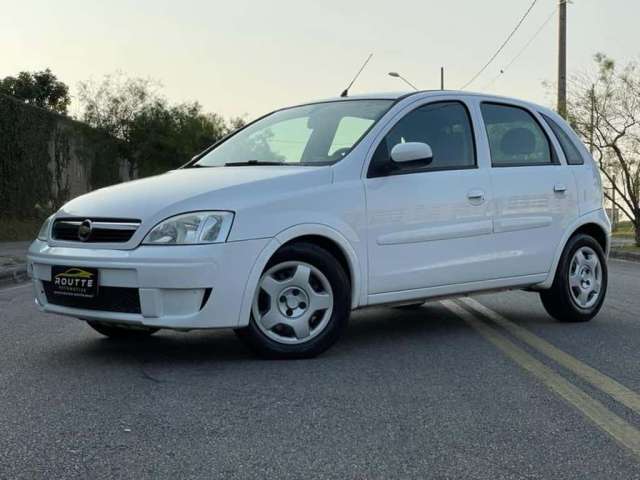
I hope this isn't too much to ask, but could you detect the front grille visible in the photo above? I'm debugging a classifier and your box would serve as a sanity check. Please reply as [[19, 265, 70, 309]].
[[52, 218, 141, 243], [42, 282, 141, 314]]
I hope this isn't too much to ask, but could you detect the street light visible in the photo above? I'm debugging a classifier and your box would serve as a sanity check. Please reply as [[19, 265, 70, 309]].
[[388, 72, 419, 91]]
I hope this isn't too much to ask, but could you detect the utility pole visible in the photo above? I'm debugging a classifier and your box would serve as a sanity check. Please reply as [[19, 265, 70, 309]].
[[557, 0, 567, 118], [589, 84, 595, 154], [440, 67, 444, 90]]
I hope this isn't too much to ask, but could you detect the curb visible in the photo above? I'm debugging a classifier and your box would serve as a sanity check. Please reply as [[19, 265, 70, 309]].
[[0, 264, 28, 286], [610, 249, 640, 263]]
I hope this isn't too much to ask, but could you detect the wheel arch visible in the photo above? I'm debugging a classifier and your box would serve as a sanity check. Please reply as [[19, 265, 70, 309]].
[[572, 223, 608, 253], [537, 210, 611, 290], [236, 224, 364, 327]]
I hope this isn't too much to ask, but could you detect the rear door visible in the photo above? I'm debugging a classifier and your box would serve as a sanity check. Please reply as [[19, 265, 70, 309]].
[[478, 101, 579, 278], [364, 98, 495, 295]]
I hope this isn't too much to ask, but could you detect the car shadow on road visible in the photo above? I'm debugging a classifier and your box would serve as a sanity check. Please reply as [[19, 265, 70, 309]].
[[339, 303, 471, 350], [46, 302, 470, 369]]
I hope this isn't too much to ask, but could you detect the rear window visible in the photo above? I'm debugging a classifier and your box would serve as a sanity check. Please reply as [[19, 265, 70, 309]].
[[541, 114, 584, 165], [481, 103, 555, 167]]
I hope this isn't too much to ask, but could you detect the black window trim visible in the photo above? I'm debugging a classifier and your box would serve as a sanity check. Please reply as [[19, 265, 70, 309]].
[[480, 101, 560, 168], [366, 99, 478, 178], [540, 112, 584, 166]]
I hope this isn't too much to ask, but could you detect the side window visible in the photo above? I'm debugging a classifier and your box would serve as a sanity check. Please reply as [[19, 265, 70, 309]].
[[541, 114, 584, 165], [368, 101, 476, 177], [481, 103, 555, 167]]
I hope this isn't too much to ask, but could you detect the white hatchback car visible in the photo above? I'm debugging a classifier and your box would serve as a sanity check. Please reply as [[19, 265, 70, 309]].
[[28, 91, 610, 358]]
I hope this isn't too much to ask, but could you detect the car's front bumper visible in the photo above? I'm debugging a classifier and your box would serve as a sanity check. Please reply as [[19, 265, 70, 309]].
[[27, 239, 270, 329]]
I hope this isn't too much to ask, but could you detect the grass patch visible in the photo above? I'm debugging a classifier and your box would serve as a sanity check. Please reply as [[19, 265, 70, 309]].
[[613, 221, 636, 239], [0, 217, 42, 242]]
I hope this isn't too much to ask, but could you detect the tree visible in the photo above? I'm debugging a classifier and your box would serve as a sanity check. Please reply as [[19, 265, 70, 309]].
[[0, 69, 70, 114], [129, 101, 229, 176], [78, 72, 243, 177], [78, 72, 161, 142], [228, 116, 248, 132], [567, 54, 640, 245]]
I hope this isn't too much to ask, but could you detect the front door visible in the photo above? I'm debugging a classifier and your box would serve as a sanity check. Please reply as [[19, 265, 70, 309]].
[[365, 100, 495, 296]]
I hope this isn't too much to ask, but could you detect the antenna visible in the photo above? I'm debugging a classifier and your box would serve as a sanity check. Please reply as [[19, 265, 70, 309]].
[[340, 53, 373, 98]]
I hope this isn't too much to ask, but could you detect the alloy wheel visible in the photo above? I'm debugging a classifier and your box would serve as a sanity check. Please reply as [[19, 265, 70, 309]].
[[568, 246, 602, 309], [252, 261, 334, 345]]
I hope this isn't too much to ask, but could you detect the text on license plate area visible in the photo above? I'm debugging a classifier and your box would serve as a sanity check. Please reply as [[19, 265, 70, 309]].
[[51, 266, 99, 298]]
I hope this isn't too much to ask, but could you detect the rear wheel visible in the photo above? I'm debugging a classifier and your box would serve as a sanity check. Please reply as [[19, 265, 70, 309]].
[[235, 242, 351, 359], [540, 234, 607, 322], [87, 321, 159, 339]]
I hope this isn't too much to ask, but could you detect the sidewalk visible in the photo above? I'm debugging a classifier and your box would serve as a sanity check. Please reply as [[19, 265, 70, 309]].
[[0, 241, 30, 285], [610, 248, 640, 262], [610, 237, 640, 262]]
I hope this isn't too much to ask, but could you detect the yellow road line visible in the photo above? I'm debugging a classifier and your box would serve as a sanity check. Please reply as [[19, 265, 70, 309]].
[[441, 299, 640, 458], [460, 296, 640, 416]]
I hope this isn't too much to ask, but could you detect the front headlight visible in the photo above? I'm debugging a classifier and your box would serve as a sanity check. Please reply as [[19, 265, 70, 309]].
[[37, 215, 54, 241], [143, 211, 234, 245]]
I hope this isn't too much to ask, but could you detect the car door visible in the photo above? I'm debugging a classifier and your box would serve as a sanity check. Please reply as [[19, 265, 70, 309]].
[[478, 101, 579, 278], [365, 98, 495, 296]]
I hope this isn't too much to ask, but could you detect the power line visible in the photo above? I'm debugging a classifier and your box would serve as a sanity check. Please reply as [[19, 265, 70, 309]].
[[482, 6, 558, 91], [460, 0, 539, 90]]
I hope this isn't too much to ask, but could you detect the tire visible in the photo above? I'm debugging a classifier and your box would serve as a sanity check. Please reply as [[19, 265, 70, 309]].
[[87, 321, 159, 339], [234, 242, 351, 359], [392, 301, 425, 310], [539, 234, 608, 322]]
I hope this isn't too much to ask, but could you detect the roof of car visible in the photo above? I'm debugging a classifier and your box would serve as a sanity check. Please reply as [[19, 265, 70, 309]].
[[312, 91, 416, 102], [309, 90, 551, 115], [326, 91, 413, 100], [315, 90, 519, 102]]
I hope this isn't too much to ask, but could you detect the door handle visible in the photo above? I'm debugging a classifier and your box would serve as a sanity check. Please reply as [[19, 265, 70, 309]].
[[467, 190, 485, 203], [554, 184, 567, 193]]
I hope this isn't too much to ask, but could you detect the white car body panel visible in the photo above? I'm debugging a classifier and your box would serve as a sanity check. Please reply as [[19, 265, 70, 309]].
[[537, 207, 611, 289], [29, 238, 269, 328], [486, 164, 579, 276], [366, 168, 495, 293], [27, 90, 611, 330]]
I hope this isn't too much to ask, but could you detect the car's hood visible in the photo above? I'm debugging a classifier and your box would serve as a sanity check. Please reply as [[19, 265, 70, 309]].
[[58, 166, 332, 221]]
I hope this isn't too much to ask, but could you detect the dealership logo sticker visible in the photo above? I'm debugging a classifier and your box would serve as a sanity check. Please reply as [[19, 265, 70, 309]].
[[53, 268, 97, 297]]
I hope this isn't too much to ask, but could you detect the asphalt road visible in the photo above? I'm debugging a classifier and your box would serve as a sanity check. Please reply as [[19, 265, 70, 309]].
[[1, 259, 640, 479]]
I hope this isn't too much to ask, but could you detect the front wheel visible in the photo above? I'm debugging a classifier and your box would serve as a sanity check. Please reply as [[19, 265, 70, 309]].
[[87, 321, 159, 339], [540, 234, 608, 322], [235, 242, 351, 359]]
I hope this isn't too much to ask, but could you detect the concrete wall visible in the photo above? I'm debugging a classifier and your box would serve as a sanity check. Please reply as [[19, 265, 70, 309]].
[[0, 93, 133, 220]]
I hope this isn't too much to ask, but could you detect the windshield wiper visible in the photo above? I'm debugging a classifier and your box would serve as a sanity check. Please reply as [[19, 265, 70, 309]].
[[224, 160, 285, 166], [186, 164, 216, 168]]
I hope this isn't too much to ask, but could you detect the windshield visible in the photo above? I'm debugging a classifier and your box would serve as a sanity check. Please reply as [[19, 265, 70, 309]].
[[193, 99, 394, 167]]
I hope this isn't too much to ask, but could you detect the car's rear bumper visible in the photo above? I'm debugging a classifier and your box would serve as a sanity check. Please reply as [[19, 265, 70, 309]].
[[27, 238, 269, 329]]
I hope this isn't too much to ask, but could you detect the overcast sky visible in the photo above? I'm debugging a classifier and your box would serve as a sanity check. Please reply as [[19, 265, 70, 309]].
[[2, 0, 637, 120]]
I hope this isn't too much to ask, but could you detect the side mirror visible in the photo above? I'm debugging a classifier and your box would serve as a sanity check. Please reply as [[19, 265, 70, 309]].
[[390, 142, 433, 164]]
